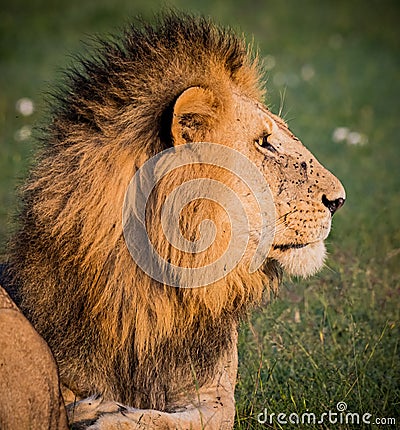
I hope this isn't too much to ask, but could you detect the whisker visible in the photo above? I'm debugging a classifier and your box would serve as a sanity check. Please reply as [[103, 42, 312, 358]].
[[321, 260, 337, 274], [278, 87, 287, 117]]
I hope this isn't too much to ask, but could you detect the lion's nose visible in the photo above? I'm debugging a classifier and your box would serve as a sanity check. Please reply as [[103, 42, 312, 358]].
[[322, 194, 345, 216]]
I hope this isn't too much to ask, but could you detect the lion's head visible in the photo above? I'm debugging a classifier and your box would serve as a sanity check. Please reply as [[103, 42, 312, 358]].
[[170, 86, 345, 280], [8, 13, 344, 409]]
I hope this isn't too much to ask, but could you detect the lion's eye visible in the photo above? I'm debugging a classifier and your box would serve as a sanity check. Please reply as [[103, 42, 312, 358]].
[[255, 134, 277, 153]]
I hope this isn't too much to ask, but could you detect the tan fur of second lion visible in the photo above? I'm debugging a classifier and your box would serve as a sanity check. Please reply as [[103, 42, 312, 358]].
[[0, 285, 68, 429]]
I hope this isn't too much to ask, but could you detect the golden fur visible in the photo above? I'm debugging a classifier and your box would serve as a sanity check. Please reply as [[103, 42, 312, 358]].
[[5, 12, 345, 428]]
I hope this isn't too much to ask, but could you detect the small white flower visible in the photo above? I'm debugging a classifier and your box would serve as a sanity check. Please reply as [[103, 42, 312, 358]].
[[14, 125, 32, 141], [347, 131, 368, 146], [332, 127, 350, 143], [264, 55, 276, 71], [16, 98, 35, 117]]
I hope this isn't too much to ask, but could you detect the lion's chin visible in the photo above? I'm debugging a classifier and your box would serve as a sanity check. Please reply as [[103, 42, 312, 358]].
[[275, 240, 327, 278]]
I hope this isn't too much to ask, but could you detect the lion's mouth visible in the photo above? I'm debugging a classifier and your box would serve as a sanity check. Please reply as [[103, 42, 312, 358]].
[[273, 243, 309, 251]]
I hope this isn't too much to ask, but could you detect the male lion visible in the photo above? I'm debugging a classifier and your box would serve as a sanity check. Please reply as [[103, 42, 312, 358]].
[[1, 13, 345, 429]]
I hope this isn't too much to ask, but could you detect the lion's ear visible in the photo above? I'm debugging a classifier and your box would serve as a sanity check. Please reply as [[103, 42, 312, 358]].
[[172, 87, 220, 145]]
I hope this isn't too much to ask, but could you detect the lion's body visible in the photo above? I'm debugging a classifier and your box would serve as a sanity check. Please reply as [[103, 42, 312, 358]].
[[0, 284, 68, 429], [4, 13, 345, 429]]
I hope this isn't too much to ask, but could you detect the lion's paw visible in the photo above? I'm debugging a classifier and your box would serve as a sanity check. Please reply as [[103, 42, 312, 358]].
[[86, 410, 171, 430], [67, 396, 132, 429]]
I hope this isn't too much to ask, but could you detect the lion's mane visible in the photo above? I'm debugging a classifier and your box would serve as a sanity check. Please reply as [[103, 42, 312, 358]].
[[7, 13, 281, 410]]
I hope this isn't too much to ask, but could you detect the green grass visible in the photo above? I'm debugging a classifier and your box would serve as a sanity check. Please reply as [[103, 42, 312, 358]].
[[1, 0, 399, 428]]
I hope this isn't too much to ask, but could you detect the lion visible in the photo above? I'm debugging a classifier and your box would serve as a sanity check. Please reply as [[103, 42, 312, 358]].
[[1, 12, 345, 429], [0, 282, 68, 429]]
